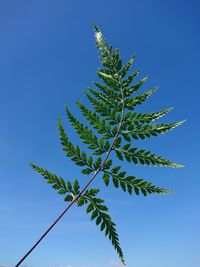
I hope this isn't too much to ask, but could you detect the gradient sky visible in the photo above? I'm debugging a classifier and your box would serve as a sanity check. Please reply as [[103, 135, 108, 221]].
[[0, 1, 199, 267]]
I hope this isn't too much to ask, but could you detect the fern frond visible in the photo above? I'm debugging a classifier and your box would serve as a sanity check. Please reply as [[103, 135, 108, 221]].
[[124, 107, 173, 125], [65, 106, 110, 155], [101, 160, 172, 195], [77, 187, 100, 206], [114, 145, 184, 168], [122, 70, 139, 88], [58, 116, 69, 147], [93, 82, 121, 101], [102, 167, 172, 196], [97, 71, 121, 90], [78, 189, 125, 265], [58, 118, 98, 173], [88, 87, 121, 111], [25, 24, 185, 267], [111, 48, 122, 72], [119, 54, 136, 79], [125, 87, 158, 110], [77, 101, 116, 139], [30, 164, 81, 201], [122, 120, 186, 140], [94, 25, 122, 72], [124, 76, 148, 97], [94, 24, 110, 60], [84, 91, 120, 122]]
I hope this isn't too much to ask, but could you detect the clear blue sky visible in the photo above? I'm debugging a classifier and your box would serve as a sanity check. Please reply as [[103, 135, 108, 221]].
[[0, 1, 199, 267]]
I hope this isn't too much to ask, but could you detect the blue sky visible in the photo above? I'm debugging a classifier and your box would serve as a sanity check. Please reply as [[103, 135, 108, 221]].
[[0, 0, 199, 267]]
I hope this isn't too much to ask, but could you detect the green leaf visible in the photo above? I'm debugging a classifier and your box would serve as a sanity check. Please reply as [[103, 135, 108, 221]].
[[64, 195, 73, 202], [124, 120, 186, 140], [87, 203, 94, 213], [73, 179, 80, 194], [115, 147, 184, 168], [91, 210, 98, 220], [101, 167, 173, 196], [88, 87, 120, 110], [29, 164, 80, 200], [82, 184, 125, 264], [84, 91, 119, 123], [111, 166, 121, 173], [81, 168, 94, 175], [119, 54, 136, 78], [87, 156, 93, 167], [125, 107, 174, 124], [113, 176, 119, 188], [125, 87, 158, 110], [77, 101, 115, 138], [65, 106, 107, 154], [96, 216, 102, 225], [85, 188, 100, 197], [124, 76, 148, 97], [94, 82, 121, 101], [93, 157, 102, 170], [122, 70, 139, 88], [58, 117, 68, 147], [103, 172, 110, 186], [58, 188, 67, 195], [103, 159, 113, 170], [121, 132, 131, 142], [97, 72, 120, 91], [58, 119, 96, 170], [116, 150, 123, 161]]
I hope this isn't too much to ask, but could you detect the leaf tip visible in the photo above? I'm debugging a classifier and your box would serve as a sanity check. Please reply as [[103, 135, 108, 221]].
[[28, 162, 33, 167], [29, 163, 36, 170], [93, 22, 99, 33]]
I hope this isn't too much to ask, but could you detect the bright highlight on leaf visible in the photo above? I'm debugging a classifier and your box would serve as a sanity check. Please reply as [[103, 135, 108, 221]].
[[31, 24, 185, 265]]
